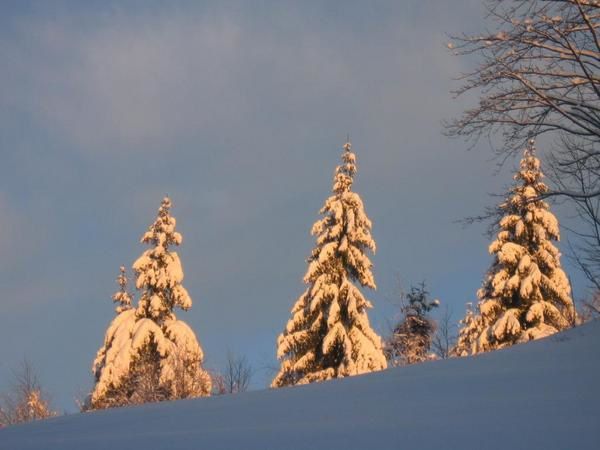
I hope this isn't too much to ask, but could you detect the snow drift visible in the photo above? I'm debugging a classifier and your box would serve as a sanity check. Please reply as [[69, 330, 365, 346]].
[[2, 320, 599, 450]]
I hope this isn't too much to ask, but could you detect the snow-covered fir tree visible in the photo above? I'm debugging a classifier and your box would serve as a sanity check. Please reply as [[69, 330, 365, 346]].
[[272, 141, 387, 387], [385, 282, 439, 366], [456, 140, 576, 355], [112, 266, 132, 313], [90, 198, 211, 409], [453, 302, 483, 357]]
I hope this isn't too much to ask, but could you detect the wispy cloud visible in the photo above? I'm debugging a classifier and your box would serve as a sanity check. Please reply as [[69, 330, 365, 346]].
[[1, 2, 477, 158]]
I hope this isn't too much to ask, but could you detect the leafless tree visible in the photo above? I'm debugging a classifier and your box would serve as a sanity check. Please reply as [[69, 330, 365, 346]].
[[222, 351, 253, 394], [431, 305, 458, 359], [446, 0, 600, 286], [208, 370, 227, 396], [0, 360, 56, 427], [549, 136, 600, 286], [579, 290, 600, 320], [447, 0, 600, 155]]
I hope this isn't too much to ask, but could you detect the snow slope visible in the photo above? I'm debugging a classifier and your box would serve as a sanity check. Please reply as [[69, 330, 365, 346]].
[[2, 320, 599, 450]]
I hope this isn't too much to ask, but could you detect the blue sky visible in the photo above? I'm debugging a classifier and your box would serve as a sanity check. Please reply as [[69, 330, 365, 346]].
[[0, 0, 588, 412]]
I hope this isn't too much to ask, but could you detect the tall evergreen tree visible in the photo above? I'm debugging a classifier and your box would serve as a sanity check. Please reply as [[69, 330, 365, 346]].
[[385, 282, 439, 366], [90, 198, 211, 409], [456, 140, 576, 355], [272, 141, 387, 387]]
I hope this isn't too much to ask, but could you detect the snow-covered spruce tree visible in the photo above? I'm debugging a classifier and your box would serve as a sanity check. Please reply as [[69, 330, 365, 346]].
[[113, 265, 133, 313], [457, 140, 576, 355], [385, 282, 439, 366], [272, 141, 387, 387], [453, 302, 483, 357], [90, 198, 211, 409], [86, 267, 137, 409]]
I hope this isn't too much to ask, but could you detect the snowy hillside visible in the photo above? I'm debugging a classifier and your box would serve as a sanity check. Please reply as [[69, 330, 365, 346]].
[[2, 321, 599, 450]]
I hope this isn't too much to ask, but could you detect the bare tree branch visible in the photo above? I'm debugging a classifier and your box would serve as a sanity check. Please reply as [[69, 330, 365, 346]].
[[432, 306, 458, 359], [216, 351, 253, 395], [447, 0, 600, 287]]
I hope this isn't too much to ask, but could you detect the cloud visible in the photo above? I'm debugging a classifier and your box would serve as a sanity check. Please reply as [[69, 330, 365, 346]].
[[2, 13, 241, 152], [0, 2, 479, 159], [0, 193, 37, 270], [0, 193, 17, 257], [0, 193, 58, 312]]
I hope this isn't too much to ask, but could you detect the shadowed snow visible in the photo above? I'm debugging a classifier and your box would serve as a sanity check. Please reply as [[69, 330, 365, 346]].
[[1, 319, 599, 450]]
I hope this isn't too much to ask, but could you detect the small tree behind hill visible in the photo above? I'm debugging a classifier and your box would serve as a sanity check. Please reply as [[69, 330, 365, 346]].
[[431, 305, 457, 359], [0, 360, 56, 427], [385, 282, 439, 366]]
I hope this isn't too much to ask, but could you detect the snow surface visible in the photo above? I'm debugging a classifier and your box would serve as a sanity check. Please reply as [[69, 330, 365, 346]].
[[2, 320, 600, 450]]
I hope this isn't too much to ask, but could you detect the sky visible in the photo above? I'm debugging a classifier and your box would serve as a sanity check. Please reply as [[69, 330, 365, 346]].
[[0, 0, 589, 412]]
